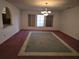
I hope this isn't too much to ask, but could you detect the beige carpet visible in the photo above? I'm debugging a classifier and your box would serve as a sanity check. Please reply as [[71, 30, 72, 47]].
[[18, 31, 79, 56]]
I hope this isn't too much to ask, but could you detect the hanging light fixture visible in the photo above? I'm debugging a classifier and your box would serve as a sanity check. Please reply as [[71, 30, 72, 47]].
[[2, 8, 6, 14], [41, 2, 51, 16]]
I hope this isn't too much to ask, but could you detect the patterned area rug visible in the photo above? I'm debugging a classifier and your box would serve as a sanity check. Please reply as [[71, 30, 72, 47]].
[[18, 31, 79, 56]]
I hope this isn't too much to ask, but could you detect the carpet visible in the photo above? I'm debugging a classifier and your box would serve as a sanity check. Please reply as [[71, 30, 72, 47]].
[[18, 31, 79, 56]]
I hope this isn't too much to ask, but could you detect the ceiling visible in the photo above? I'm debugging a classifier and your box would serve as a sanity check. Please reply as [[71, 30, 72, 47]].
[[6, 0, 79, 12]]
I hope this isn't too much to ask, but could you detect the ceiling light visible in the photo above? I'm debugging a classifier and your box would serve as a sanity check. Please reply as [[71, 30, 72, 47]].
[[41, 3, 51, 16]]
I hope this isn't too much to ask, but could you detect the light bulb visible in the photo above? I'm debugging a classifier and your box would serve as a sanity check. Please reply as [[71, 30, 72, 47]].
[[44, 13, 48, 16]]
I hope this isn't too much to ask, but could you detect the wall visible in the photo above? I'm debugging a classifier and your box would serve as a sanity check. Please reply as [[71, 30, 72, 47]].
[[0, 0, 5, 28], [20, 11, 60, 30], [0, 0, 20, 44], [60, 6, 79, 40], [53, 12, 61, 30], [20, 11, 28, 29]]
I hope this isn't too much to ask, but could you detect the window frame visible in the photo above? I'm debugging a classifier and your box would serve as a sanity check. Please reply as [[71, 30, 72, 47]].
[[36, 15, 46, 27]]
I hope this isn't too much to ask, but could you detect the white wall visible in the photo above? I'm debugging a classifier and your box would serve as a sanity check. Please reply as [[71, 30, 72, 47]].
[[60, 6, 79, 40], [0, 0, 20, 44]]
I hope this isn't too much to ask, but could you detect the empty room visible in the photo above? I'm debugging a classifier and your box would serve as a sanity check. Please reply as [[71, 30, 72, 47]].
[[0, 0, 79, 59]]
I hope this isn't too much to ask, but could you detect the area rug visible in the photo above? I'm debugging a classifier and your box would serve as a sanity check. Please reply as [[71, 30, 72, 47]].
[[18, 31, 79, 56]]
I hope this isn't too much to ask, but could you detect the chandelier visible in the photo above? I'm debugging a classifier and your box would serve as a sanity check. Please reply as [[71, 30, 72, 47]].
[[41, 3, 51, 16]]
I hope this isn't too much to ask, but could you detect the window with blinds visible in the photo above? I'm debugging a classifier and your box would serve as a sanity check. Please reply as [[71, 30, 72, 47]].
[[36, 15, 45, 27], [28, 14, 53, 27]]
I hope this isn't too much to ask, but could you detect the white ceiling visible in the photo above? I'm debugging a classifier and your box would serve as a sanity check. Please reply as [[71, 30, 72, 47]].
[[6, 0, 79, 12]]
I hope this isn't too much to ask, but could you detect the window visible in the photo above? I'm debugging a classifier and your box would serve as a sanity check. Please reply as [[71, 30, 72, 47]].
[[2, 7, 12, 28], [37, 15, 45, 27]]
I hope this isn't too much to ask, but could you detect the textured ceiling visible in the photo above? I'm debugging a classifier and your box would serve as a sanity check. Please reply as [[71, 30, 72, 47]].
[[6, 0, 79, 12]]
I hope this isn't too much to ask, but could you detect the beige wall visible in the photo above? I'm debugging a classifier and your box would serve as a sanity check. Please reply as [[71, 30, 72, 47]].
[[20, 11, 60, 30], [0, 0, 20, 44], [53, 12, 61, 30], [20, 11, 28, 29], [0, 0, 5, 28], [60, 6, 79, 40]]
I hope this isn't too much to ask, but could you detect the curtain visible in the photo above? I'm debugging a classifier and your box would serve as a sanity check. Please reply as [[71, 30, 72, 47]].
[[28, 14, 36, 26], [46, 15, 53, 27]]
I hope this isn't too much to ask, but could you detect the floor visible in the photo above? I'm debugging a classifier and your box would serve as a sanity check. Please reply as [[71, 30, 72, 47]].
[[0, 30, 79, 59]]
